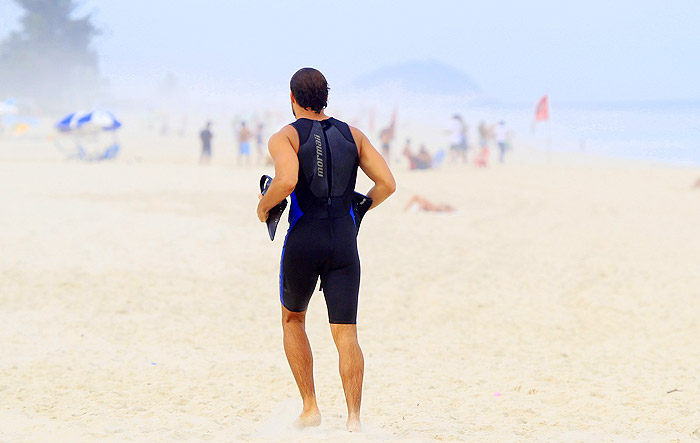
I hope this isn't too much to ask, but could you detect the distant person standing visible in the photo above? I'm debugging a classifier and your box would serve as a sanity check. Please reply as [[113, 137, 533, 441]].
[[478, 121, 488, 151], [475, 121, 490, 167], [496, 121, 508, 163], [449, 114, 468, 164], [199, 121, 213, 164], [237, 121, 252, 166]]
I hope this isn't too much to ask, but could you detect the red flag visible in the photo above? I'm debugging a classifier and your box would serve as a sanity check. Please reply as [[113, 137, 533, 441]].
[[535, 95, 549, 122]]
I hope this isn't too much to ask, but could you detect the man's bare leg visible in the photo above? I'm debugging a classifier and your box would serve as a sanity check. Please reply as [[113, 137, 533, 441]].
[[330, 324, 364, 432], [282, 306, 321, 427]]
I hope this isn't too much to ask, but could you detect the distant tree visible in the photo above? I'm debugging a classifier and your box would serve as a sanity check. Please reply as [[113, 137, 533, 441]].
[[0, 0, 101, 110]]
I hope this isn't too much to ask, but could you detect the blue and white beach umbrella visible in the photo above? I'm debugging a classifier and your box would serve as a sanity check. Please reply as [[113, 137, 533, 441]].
[[56, 109, 122, 132], [0, 98, 19, 116], [55, 109, 122, 161]]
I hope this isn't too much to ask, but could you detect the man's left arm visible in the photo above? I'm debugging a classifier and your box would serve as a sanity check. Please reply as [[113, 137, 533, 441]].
[[257, 127, 298, 222]]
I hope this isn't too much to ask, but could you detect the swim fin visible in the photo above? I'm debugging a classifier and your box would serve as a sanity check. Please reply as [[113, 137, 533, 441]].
[[259, 175, 288, 241], [352, 191, 373, 234]]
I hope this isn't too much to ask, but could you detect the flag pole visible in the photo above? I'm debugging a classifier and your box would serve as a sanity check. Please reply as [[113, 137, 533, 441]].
[[547, 119, 552, 163], [533, 94, 551, 163], [547, 94, 552, 164]]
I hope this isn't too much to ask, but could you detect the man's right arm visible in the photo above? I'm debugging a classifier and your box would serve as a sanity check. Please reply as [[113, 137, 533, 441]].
[[256, 126, 298, 222], [352, 126, 396, 209]]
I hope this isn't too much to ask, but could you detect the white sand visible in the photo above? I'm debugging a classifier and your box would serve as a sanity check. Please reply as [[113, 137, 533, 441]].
[[1, 130, 700, 442]]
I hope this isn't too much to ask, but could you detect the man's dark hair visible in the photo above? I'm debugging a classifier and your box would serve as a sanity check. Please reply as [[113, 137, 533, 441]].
[[290, 68, 329, 113]]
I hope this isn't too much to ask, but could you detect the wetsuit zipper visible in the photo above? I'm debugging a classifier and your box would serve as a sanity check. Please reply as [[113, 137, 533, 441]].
[[322, 123, 334, 243], [324, 125, 333, 205]]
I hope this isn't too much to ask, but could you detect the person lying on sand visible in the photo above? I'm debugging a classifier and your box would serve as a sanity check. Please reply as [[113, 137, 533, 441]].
[[404, 195, 456, 213]]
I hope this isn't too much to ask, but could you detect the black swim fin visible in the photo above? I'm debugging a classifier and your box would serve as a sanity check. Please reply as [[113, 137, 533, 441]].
[[352, 191, 373, 234], [260, 175, 288, 241]]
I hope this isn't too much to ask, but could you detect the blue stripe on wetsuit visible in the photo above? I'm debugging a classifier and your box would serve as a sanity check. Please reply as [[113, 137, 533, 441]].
[[287, 192, 303, 231], [279, 192, 304, 302]]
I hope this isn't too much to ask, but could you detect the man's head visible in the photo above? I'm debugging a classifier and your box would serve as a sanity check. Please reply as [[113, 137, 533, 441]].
[[290, 68, 329, 115]]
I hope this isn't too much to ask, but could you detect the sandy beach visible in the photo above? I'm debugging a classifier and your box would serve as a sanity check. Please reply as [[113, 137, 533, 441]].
[[1, 130, 700, 442]]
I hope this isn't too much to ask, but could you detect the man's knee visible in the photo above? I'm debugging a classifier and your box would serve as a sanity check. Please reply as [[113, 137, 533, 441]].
[[281, 305, 306, 326], [330, 324, 359, 346]]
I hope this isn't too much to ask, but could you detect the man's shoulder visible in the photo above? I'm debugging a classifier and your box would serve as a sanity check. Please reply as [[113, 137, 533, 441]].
[[347, 125, 365, 145], [278, 124, 297, 135], [269, 124, 299, 148], [273, 124, 297, 141]]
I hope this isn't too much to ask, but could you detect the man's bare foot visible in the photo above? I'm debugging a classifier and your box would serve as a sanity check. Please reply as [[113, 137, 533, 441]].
[[294, 408, 321, 428], [346, 416, 361, 432]]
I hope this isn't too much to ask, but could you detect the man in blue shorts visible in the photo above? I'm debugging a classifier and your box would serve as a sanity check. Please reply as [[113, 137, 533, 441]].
[[237, 121, 252, 166], [257, 68, 395, 432]]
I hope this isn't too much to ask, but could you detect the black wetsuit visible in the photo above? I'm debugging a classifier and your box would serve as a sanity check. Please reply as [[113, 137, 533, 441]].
[[280, 117, 361, 324]]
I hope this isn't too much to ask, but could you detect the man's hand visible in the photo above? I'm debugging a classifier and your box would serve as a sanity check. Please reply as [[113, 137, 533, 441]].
[[257, 193, 268, 222]]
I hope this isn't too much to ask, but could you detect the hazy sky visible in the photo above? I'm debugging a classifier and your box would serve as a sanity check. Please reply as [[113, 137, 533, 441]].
[[1, 0, 699, 104]]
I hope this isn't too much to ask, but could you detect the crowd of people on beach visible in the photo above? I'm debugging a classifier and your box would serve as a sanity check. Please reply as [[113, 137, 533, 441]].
[[194, 109, 513, 173], [449, 115, 513, 167], [198, 119, 267, 166], [373, 112, 514, 171], [197, 112, 511, 170], [373, 112, 515, 214]]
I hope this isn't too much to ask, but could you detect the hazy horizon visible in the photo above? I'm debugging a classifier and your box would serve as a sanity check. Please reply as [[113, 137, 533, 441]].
[[2, 0, 700, 107]]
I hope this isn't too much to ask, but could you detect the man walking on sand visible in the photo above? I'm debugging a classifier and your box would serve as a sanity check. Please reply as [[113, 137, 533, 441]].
[[237, 121, 252, 166], [199, 121, 213, 164], [256, 68, 395, 432]]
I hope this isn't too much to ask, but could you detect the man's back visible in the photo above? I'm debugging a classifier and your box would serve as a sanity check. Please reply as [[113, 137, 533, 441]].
[[280, 116, 361, 323], [287, 118, 358, 219]]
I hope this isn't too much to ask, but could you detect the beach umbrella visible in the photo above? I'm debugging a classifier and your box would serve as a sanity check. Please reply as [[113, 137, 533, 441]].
[[0, 98, 19, 116], [54, 109, 122, 161], [56, 109, 122, 132]]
